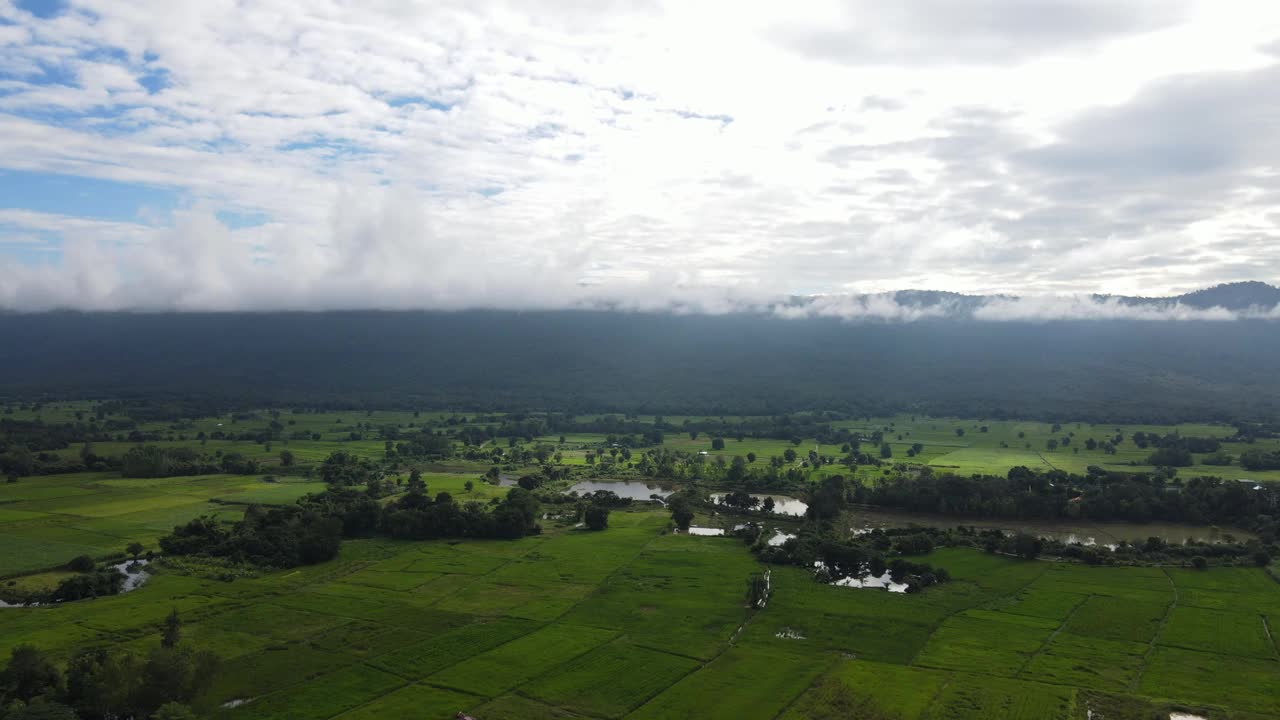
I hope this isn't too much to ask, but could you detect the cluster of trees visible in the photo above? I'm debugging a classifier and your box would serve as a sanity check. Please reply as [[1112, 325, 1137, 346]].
[[716, 490, 777, 514], [1240, 448, 1280, 471], [0, 612, 214, 720], [160, 504, 343, 567], [744, 525, 951, 594], [120, 446, 259, 478], [1131, 432, 1220, 453], [1129, 433, 1221, 467], [1044, 534, 1272, 568], [381, 485, 541, 540], [856, 467, 1276, 528], [159, 471, 547, 569], [48, 567, 127, 603]]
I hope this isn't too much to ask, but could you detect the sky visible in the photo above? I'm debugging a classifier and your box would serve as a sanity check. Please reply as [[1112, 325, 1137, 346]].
[[0, 0, 1278, 313]]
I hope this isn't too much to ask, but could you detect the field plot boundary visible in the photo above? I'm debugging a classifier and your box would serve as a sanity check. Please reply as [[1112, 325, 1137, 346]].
[[1129, 568, 1178, 693], [1014, 593, 1091, 677]]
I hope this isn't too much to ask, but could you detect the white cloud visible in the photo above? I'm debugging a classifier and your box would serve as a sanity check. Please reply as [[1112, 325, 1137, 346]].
[[0, 0, 1278, 311], [971, 296, 1239, 322]]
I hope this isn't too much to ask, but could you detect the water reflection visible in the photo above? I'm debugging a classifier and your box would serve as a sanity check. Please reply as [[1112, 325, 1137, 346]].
[[831, 570, 909, 593], [844, 508, 1249, 547], [767, 532, 796, 547], [711, 493, 808, 517], [567, 480, 674, 501]]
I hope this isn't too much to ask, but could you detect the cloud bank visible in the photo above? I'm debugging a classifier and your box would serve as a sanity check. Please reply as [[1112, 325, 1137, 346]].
[[0, 0, 1278, 312]]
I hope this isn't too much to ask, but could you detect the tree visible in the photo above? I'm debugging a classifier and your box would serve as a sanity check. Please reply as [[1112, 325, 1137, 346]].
[[127, 542, 145, 560], [668, 495, 695, 531], [745, 573, 769, 608], [279, 450, 295, 467], [584, 505, 610, 531], [880, 443, 893, 459], [134, 646, 218, 713], [1011, 533, 1042, 560], [67, 555, 95, 573], [1191, 555, 1208, 570], [955, 428, 965, 437], [1046, 439, 1059, 451], [783, 448, 797, 463], [0, 646, 62, 702], [1147, 447, 1193, 467], [65, 648, 135, 719], [161, 609, 182, 649], [807, 475, 847, 520], [464, 480, 475, 493], [711, 437, 725, 451], [762, 496, 775, 513], [746, 452, 756, 463]]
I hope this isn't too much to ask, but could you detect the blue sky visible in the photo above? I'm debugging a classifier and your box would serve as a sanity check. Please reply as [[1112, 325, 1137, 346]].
[[0, 0, 1278, 313]]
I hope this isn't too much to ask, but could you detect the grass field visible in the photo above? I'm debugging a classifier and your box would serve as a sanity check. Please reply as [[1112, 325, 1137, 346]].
[[4, 493, 1280, 718]]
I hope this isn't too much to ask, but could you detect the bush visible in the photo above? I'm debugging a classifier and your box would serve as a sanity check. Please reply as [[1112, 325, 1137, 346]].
[[67, 555, 95, 572], [51, 569, 126, 602]]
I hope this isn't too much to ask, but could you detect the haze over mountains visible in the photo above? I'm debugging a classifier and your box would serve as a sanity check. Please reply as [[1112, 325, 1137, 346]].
[[779, 281, 1280, 320], [2, 281, 1279, 423]]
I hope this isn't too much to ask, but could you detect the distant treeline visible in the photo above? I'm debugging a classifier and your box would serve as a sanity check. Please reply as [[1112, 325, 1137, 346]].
[[854, 468, 1280, 542], [3, 311, 1280, 422]]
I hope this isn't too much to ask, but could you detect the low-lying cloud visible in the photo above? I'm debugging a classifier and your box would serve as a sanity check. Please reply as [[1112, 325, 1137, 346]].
[[2, 198, 1276, 322], [1, 1, 1279, 314]]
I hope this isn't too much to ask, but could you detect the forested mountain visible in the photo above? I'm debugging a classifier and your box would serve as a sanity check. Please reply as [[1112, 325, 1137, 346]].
[[1, 303, 1277, 422]]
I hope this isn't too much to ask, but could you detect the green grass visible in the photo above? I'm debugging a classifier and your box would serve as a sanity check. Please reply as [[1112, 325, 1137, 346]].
[[330, 684, 476, 720], [521, 641, 699, 718], [221, 663, 405, 720], [1062, 596, 1170, 644], [781, 660, 946, 720], [368, 617, 538, 679], [1138, 646, 1280, 715], [926, 673, 1075, 720], [627, 646, 827, 720], [427, 623, 617, 696], [1158, 606, 1277, 659], [1019, 632, 1147, 692]]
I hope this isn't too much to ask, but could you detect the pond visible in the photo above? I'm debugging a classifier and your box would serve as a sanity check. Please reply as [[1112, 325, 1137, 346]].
[[831, 570, 909, 593], [711, 493, 809, 517], [1, 558, 151, 608], [844, 507, 1251, 548], [767, 531, 797, 546], [567, 480, 674, 502]]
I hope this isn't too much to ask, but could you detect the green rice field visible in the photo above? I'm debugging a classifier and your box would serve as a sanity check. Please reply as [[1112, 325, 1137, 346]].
[[4, 404, 1280, 718], [4, 495, 1280, 718]]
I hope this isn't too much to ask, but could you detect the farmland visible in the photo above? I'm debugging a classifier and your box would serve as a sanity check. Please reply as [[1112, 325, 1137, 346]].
[[4, 497, 1280, 719], [4, 403, 1280, 718]]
